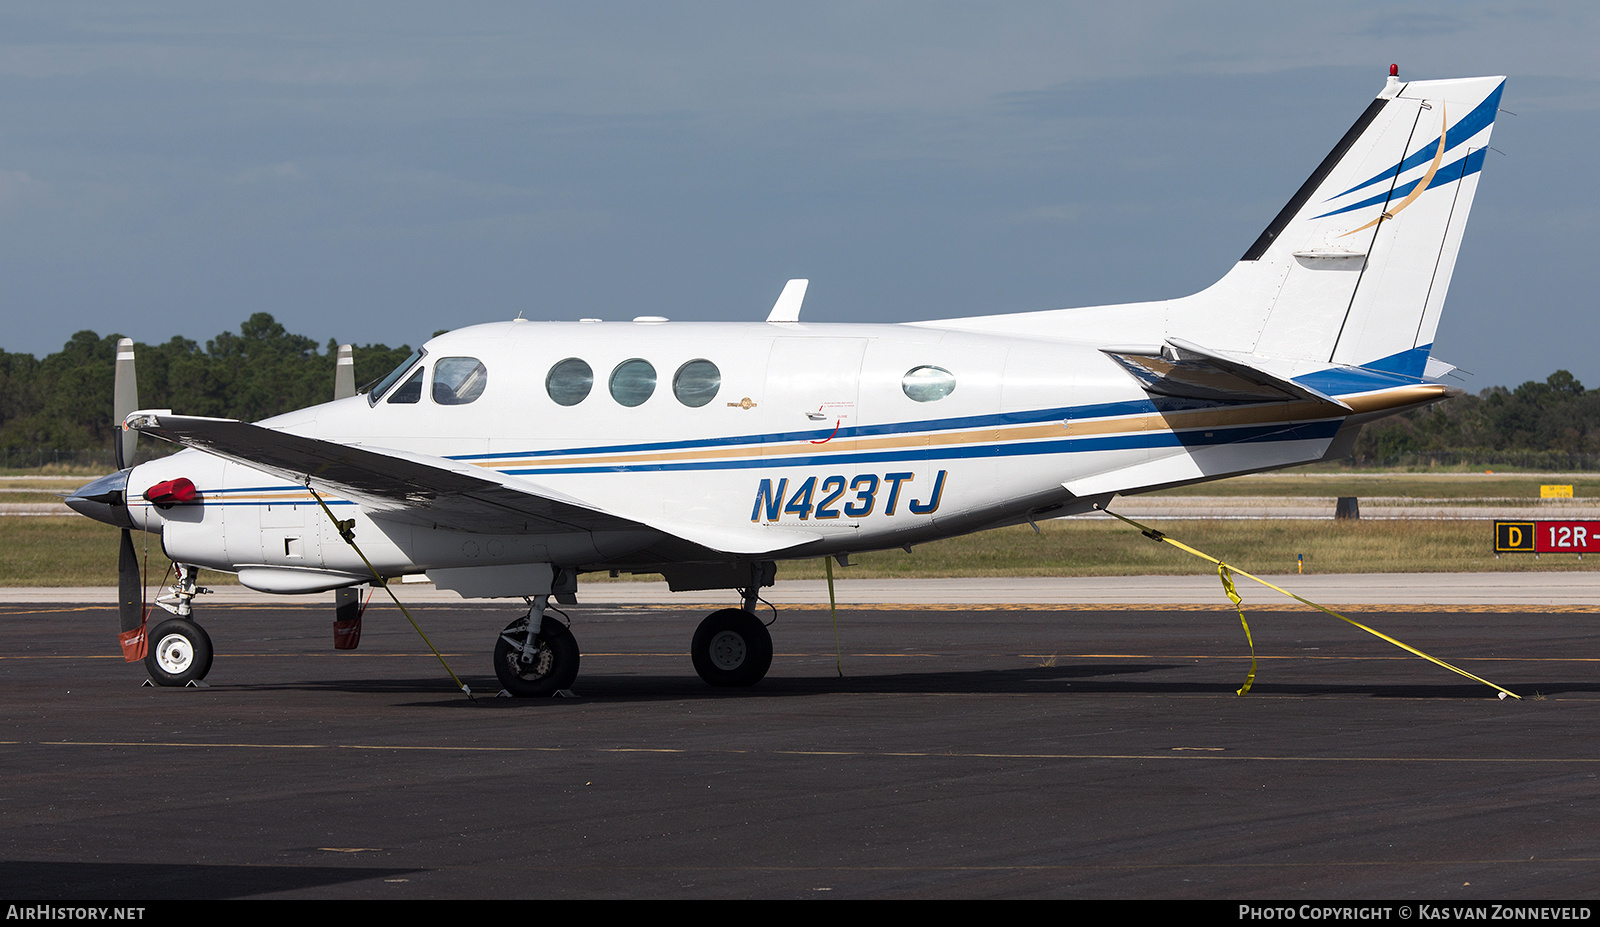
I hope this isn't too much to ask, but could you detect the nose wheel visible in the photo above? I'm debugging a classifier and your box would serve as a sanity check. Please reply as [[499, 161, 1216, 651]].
[[144, 618, 214, 686], [692, 608, 772, 687]]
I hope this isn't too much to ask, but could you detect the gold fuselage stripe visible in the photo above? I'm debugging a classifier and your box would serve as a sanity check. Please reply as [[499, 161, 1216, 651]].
[[205, 384, 1448, 493]]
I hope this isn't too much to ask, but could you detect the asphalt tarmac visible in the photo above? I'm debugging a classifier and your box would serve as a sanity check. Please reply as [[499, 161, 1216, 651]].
[[2, 597, 1598, 899]]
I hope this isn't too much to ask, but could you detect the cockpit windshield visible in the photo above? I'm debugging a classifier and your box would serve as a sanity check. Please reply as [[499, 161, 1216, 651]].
[[365, 348, 426, 404]]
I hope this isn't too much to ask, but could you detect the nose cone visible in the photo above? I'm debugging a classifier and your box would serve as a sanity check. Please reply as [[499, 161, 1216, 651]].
[[65, 469, 134, 529]]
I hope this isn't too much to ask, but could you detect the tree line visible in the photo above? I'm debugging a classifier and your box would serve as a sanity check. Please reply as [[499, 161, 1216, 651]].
[[1350, 369, 1600, 468], [1, 314, 1596, 469], [0, 314, 414, 462]]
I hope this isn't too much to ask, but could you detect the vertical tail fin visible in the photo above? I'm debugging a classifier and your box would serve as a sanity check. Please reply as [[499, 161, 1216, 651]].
[[916, 72, 1505, 378], [1202, 74, 1505, 376]]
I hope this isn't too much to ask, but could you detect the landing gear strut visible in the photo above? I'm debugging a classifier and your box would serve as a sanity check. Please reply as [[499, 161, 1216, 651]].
[[494, 595, 580, 697], [145, 564, 215, 686]]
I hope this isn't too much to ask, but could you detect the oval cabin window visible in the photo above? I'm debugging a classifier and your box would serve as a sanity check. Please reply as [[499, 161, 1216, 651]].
[[672, 359, 721, 407], [609, 358, 657, 407], [546, 358, 594, 406], [901, 366, 956, 402]]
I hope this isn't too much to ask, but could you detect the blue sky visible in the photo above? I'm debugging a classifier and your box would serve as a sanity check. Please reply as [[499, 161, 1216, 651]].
[[0, 2, 1594, 390]]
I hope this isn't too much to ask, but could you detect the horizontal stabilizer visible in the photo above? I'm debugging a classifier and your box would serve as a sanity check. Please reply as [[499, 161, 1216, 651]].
[[1423, 356, 1459, 380], [1100, 339, 1351, 410]]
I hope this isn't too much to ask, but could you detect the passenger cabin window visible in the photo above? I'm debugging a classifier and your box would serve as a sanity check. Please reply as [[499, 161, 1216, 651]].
[[432, 357, 488, 405], [546, 358, 593, 406], [902, 366, 956, 402], [610, 359, 656, 407], [673, 359, 721, 407], [387, 367, 424, 404]]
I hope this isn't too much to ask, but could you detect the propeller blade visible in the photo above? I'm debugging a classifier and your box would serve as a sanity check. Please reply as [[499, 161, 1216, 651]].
[[333, 343, 363, 648], [118, 528, 143, 634], [113, 338, 139, 469], [334, 343, 356, 400]]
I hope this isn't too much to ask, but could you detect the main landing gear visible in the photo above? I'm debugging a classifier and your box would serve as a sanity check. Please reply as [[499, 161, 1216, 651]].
[[690, 584, 773, 688], [691, 608, 773, 687], [144, 564, 215, 687], [494, 594, 580, 697], [491, 567, 777, 695]]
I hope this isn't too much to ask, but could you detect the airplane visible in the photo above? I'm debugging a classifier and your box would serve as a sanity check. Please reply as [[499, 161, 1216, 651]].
[[67, 69, 1505, 695]]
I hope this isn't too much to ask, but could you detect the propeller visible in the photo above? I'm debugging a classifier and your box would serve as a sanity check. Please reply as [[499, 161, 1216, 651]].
[[332, 344, 363, 648], [113, 338, 138, 471], [113, 338, 144, 641], [334, 342, 356, 401]]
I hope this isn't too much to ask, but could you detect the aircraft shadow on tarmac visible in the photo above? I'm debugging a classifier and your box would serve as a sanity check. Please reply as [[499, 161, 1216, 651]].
[[198, 662, 1600, 704], [0, 859, 424, 900]]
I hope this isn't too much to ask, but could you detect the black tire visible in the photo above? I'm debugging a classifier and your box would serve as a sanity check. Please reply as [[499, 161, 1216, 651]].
[[144, 618, 214, 686], [691, 608, 773, 687], [493, 616, 580, 697]]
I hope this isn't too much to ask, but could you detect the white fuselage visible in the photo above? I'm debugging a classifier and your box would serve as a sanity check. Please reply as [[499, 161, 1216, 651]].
[[122, 318, 1355, 587]]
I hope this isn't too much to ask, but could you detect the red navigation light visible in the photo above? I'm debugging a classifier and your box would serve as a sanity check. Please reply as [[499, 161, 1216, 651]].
[[144, 477, 198, 507], [1390, 64, 1399, 77]]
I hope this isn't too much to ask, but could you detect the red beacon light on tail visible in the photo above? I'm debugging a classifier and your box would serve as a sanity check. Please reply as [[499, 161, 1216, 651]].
[[144, 478, 197, 508]]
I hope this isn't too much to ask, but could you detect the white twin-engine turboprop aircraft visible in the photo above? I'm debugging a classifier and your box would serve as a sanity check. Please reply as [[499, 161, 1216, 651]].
[[69, 71, 1505, 695]]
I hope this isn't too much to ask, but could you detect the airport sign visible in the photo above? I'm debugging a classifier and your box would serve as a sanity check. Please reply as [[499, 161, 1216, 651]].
[[1495, 520, 1600, 553]]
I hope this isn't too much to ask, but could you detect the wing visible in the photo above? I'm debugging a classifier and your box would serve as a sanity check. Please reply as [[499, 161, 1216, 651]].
[[126, 412, 820, 556]]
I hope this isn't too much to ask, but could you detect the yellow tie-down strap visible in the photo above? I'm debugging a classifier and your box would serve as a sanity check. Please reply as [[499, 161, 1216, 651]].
[[1100, 506, 1520, 700], [308, 485, 472, 698]]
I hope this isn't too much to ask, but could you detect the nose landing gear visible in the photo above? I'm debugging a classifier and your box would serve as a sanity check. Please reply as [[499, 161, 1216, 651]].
[[144, 617, 214, 686], [144, 563, 215, 687]]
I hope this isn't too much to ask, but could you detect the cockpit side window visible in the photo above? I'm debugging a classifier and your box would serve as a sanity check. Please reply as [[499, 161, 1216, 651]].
[[432, 357, 488, 405], [386, 367, 425, 404], [367, 348, 426, 404]]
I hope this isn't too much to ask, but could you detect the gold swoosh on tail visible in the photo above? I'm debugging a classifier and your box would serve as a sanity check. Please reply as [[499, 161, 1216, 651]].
[[1339, 102, 1446, 238]]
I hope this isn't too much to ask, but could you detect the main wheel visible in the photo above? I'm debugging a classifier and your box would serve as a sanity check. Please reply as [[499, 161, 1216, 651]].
[[691, 608, 773, 687], [493, 616, 580, 697], [144, 618, 214, 686]]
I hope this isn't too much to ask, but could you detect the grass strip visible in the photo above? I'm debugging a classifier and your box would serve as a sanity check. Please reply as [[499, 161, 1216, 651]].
[[4, 515, 1591, 587]]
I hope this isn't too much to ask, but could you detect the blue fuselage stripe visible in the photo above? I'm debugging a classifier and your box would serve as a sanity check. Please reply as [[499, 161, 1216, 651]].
[[495, 420, 1342, 476], [455, 395, 1255, 464]]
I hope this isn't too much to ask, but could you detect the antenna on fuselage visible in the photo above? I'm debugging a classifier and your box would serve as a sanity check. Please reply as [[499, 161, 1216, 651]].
[[765, 279, 809, 323]]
